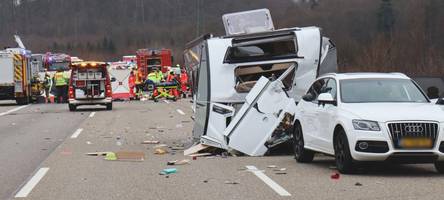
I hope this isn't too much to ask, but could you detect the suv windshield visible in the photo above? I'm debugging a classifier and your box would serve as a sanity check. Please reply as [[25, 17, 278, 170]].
[[340, 78, 429, 103]]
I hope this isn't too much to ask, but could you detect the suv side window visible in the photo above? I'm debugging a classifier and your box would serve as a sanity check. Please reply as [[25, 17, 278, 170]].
[[322, 78, 337, 99], [306, 78, 326, 102]]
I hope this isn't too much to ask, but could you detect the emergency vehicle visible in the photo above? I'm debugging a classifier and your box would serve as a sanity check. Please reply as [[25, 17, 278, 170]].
[[136, 49, 172, 79], [68, 62, 113, 111], [108, 62, 134, 100], [0, 36, 39, 105], [43, 52, 71, 72]]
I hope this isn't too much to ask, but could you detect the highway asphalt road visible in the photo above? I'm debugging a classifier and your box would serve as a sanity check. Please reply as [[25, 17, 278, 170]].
[[1, 99, 444, 200]]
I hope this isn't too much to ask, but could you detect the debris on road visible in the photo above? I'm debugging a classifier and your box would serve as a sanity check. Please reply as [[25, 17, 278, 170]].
[[330, 172, 340, 180], [154, 144, 169, 155], [167, 159, 190, 166], [86, 152, 111, 156], [273, 168, 286, 172], [224, 180, 239, 185], [275, 172, 287, 175], [141, 140, 160, 144], [267, 165, 277, 168], [104, 151, 145, 161], [187, 153, 212, 158], [355, 182, 363, 186], [160, 168, 177, 175], [184, 144, 210, 156]]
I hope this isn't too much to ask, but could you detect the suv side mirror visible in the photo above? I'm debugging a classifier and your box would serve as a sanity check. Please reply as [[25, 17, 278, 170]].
[[318, 93, 335, 105], [302, 93, 314, 102], [110, 77, 117, 82]]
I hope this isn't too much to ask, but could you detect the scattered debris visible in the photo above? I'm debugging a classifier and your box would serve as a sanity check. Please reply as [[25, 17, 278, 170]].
[[273, 168, 286, 172], [275, 172, 287, 175], [44, 137, 51, 140], [86, 141, 92, 145], [267, 165, 277, 168], [86, 152, 111, 156], [187, 153, 212, 157], [355, 182, 363, 186], [160, 168, 177, 175], [224, 180, 239, 185], [141, 140, 160, 144], [167, 159, 190, 166], [330, 172, 340, 180], [116, 136, 122, 146], [104, 151, 145, 161], [155, 148, 168, 155], [328, 165, 337, 170], [184, 144, 210, 156]]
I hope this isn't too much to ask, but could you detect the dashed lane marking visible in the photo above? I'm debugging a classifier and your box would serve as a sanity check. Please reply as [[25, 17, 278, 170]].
[[89, 112, 96, 118], [246, 165, 291, 197], [176, 109, 185, 115], [15, 167, 50, 198], [0, 105, 29, 116], [70, 128, 83, 139]]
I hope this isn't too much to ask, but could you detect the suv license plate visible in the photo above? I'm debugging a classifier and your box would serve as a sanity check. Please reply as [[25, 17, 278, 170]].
[[400, 137, 432, 148]]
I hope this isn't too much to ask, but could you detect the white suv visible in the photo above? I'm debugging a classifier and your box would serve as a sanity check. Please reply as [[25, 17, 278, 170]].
[[293, 73, 444, 174]]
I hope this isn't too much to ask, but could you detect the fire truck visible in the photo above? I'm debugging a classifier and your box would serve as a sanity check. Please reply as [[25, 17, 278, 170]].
[[0, 36, 39, 105], [43, 52, 71, 72], [136, 49, 172, 79]]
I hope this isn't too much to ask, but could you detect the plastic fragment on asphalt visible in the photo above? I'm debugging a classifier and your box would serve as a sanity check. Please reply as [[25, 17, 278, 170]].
[[85, 152, 111, 156], [224, 180, 239, 185], [187, 153, 212, 157], [330, 172, 340, 180], [167, 159, 190, 165], [160, 168, 177, 175], [273, 168, 286, 171], [105, 152, 117, 161], [355, 182, 363, 186], [141, 140, 160, 144], [184, 143, 210, 156], [267, 165, 277, 168], [275, 172, 287, 175]]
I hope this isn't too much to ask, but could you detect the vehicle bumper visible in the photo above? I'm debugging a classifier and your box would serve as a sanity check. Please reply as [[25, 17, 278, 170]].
[[346, 125, 444, 163], [68, 97, 112, 105]]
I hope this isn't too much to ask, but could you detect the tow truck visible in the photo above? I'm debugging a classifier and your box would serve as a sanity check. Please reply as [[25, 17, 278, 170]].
[[184, 9, 337, 156]]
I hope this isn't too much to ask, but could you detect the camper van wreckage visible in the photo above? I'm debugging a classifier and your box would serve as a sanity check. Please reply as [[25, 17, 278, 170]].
[[184, 9, 337, 156]]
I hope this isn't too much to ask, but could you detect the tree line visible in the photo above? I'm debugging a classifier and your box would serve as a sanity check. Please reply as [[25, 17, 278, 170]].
[[0, 0, 443, 76]]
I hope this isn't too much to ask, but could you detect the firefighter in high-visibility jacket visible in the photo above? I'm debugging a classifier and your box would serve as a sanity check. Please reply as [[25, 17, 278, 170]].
[[134, 68, 144, 99], [54, 69, 69, 103], [180, 69, 189, 98]]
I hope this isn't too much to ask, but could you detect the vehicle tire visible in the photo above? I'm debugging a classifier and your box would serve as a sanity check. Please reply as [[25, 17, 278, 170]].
[[16, 97, 29, 105], [293, 123, 315, 163], [434, 162, 444, 173], [68, 104, 76, 111], [334, 129, 356, 174], [106, 103, 112, 110]]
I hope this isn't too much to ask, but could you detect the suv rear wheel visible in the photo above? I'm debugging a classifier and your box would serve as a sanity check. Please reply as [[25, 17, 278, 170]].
[[293, 123, 315, 163], [334, 129, 356, 174], [434, 162, 444, 173], [68, 104, 76, 111], [106, 103, 112, 110]]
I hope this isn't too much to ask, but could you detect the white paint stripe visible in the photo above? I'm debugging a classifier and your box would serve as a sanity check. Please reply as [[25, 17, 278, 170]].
[[15, 167, 49, 198], [246, 165, 291, 196], [0, 105, 29, 116], [163, 100, 170, 104], [70, 128, 83, 139], [89, 112, 96, 118], [176, 109, 185, 115]]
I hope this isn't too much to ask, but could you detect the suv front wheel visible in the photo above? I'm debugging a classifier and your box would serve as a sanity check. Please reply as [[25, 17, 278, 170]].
[[293, 123, 315, 163], [334, 129, 356, 174]]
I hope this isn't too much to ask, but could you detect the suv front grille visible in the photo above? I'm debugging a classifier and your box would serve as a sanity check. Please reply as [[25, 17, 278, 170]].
[[387, 122, 439, 149]]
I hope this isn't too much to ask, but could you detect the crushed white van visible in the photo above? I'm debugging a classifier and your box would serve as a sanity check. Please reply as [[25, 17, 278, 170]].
[[184, 9, 337, 156]]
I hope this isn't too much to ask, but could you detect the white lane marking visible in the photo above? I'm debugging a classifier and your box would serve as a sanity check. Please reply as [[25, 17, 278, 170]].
[[246, 165, 291, 196], [176, 109, 185, 115], [163, 100, 170, 104], [15, 167, 49, 198], [0, 105, 29, 117], [70, 128, 83, 139], [89, 112, 96, 118]]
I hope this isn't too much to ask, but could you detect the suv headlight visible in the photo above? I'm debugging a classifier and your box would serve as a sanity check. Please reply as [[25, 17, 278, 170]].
[[352, 120, 380, 131]]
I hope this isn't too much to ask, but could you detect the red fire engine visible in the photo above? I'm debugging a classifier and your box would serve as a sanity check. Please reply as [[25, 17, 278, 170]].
[[136, 49, 172, 79]]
